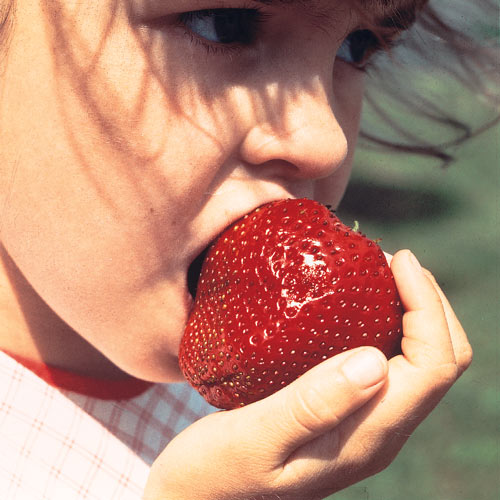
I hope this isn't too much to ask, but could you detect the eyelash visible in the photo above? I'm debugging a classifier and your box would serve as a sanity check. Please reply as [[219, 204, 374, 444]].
[[176, 8, 270, 56], [340, 30, 397, 72], [176, 8, 395, 68], [182, 30, 243, 57]]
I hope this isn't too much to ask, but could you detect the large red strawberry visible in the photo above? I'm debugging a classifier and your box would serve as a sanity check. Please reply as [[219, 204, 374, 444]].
[[179, 198, 403, 409]]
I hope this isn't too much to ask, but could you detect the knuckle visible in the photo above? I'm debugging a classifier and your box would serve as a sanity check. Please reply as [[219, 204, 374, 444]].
[[289, 377, 344, 434], [433, 362, 459, 389], [422, 268, 437, 284], [459, 342, 473, 372], [360, 449, 396, 478], [413, 361, 459, 395], [422, 267, 432, 277], [401, 336, 451, 369]]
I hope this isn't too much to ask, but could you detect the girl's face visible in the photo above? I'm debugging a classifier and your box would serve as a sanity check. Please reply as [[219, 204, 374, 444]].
[[0, 0, 401, 381]]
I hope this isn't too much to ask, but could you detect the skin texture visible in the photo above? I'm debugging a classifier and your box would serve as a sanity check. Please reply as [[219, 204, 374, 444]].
[[0, 0, 362, 381], [145, 250, 473, 499], [0, 1, 472, 498]]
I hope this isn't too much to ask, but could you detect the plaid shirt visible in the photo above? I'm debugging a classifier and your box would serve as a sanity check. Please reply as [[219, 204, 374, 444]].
[[0, 351, 214, 499]]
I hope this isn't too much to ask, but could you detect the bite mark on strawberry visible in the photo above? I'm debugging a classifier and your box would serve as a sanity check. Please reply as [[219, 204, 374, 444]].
[[179, 198, 403, 409]]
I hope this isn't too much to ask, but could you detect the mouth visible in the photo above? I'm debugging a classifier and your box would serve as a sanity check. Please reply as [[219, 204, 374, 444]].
[[187, 244, 211, 299], [185, 197, 291, 302]]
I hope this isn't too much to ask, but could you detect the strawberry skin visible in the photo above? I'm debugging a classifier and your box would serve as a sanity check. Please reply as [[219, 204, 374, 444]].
[[179, 198, 403, 410]]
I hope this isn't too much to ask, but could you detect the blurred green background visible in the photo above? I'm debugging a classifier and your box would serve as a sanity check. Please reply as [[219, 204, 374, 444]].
[[329, 88, 499, 499]]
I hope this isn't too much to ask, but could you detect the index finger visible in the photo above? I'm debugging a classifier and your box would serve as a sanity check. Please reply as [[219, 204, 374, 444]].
[[421, 269, 473, 377], [390, 249, 457, 371]]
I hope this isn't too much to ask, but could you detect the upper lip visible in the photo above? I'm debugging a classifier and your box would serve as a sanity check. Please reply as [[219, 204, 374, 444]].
[[183, 190, 303, 299]]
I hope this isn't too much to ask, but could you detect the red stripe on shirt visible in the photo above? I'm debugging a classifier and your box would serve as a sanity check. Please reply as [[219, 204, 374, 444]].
[[2, 350, 154, 400]]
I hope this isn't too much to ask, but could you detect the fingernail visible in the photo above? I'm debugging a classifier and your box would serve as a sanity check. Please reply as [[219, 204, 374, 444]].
[[342, 349, 387, 388], [409, 251, 422, 273]]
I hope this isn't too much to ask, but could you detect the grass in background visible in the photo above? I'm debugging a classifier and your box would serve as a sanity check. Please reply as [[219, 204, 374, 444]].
[[329, 112, 499, 500]]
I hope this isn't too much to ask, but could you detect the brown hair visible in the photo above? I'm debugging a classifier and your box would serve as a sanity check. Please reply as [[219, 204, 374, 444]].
[[358, 0, 499, 165]]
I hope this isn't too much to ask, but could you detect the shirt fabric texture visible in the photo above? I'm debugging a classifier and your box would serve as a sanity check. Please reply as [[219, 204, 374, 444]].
[[0, 351, 215, 499]]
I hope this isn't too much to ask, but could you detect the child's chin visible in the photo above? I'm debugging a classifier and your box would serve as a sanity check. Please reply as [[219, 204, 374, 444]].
[[107, 334, 185, 383], [127, 355, 185, 384]]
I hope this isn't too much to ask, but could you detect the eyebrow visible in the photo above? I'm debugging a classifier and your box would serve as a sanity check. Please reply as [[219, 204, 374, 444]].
[[254, 0, 297, 3], [253, 0, 419, 32], [254, 0, 320, 6]]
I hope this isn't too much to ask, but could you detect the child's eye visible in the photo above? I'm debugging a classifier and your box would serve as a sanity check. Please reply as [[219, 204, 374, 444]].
[[336, 29, 382, 68], [179, 8, 263, 46]]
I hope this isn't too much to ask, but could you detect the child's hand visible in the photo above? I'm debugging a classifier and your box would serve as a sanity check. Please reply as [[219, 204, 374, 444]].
[[144, 250, 472, 500]]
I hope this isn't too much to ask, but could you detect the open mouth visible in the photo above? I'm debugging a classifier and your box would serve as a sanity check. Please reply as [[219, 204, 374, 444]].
[[187, 245, 211, 299]]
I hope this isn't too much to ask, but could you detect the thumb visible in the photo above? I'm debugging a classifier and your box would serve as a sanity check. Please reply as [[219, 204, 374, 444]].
[[242, 347, 388, 461], [144, 348, 388, 500]]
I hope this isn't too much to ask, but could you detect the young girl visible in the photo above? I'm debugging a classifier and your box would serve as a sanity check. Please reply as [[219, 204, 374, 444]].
[[0, 1, 493, 498]]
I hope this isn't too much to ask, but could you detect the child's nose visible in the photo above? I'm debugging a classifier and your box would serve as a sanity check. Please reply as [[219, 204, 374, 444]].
[[239, 80, 348, 180]]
